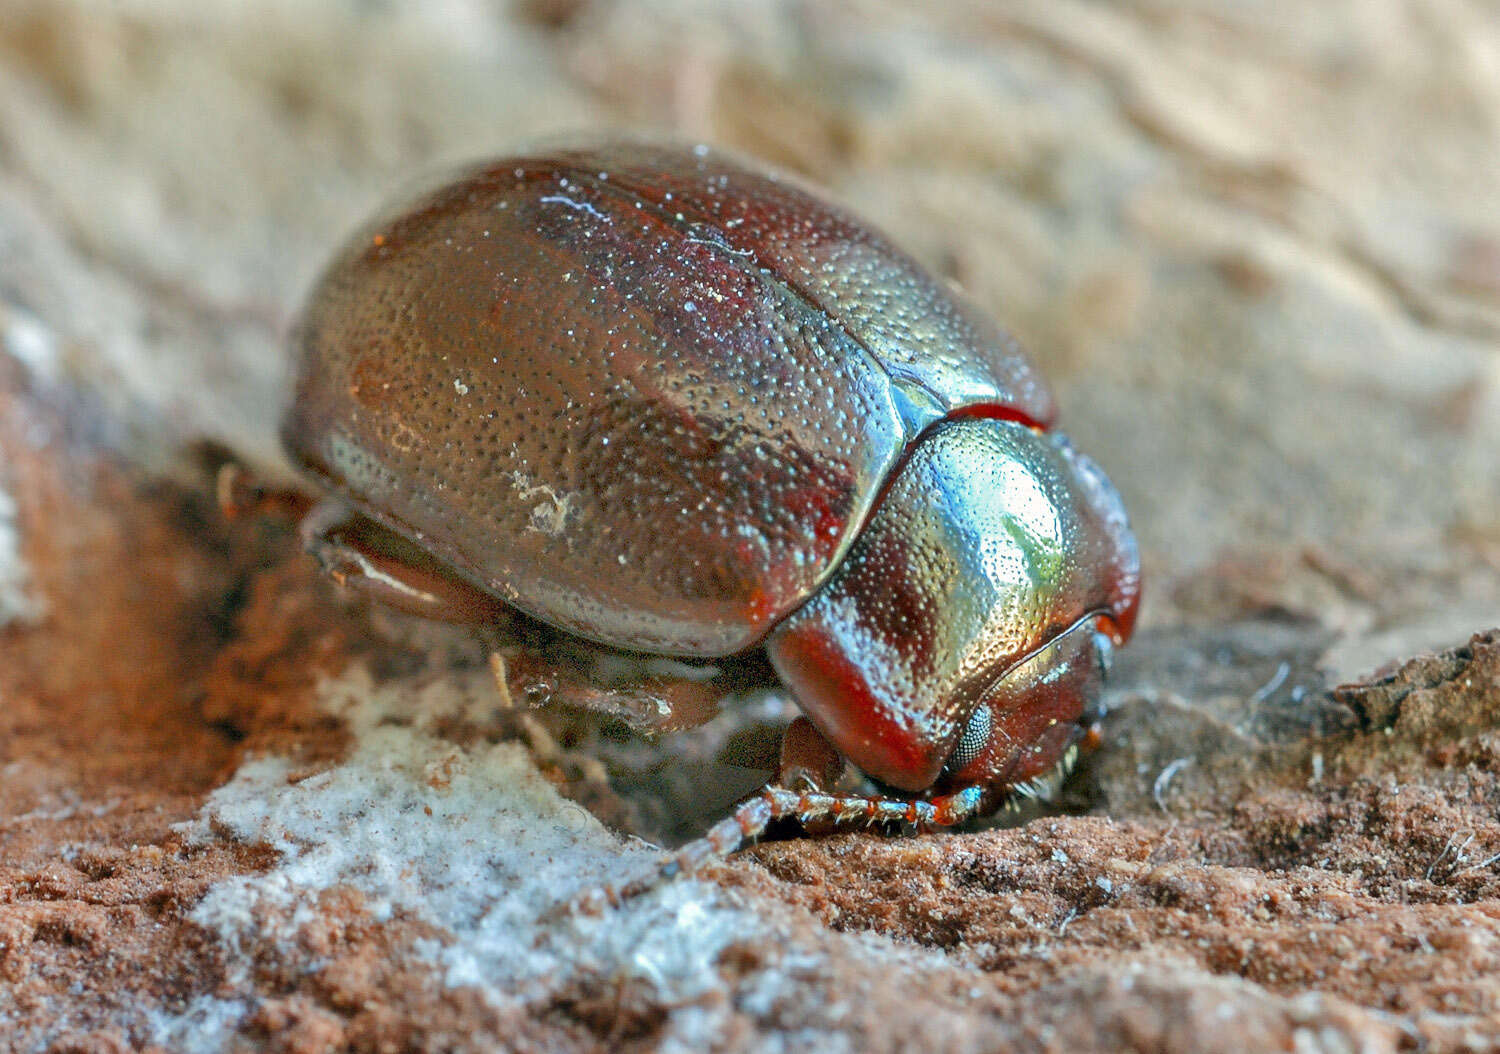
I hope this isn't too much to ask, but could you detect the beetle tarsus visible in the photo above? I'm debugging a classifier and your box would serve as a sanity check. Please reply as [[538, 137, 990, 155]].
[[215, 463, 314, 522]]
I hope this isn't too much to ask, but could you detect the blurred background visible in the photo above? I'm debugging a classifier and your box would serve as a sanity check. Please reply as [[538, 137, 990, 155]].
[[1, 0, 1497, 661]]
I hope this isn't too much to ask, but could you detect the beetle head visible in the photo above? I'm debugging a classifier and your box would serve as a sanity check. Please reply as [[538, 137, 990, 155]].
[[765, 418, 1139, 794]]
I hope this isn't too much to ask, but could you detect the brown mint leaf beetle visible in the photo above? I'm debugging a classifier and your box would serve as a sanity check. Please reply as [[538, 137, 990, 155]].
[[254, 139, 1141, 895]]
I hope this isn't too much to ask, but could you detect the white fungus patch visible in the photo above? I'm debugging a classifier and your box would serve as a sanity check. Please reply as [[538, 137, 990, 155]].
[[166, 662, 795, 1044], [0, 485, 43, 629], [0, 306, 49, 628], [0, 304, 60, 384], [146, 996, 252, 1054]]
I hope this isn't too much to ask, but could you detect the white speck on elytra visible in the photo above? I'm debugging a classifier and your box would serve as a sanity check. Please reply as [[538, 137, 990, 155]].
[[509, 469, 576, 538]]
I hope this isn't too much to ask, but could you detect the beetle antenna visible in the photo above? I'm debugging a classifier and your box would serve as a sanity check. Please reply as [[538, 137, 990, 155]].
[[595, 729, 1094, 905], [612, 783, 987, 901]]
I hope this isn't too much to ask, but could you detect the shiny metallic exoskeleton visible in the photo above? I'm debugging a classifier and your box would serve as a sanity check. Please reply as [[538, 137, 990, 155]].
[[281, 140, 1140, 864]]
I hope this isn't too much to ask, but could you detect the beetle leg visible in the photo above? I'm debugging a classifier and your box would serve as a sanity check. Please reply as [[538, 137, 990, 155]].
[[492, 645, 726, 735], [216, 462, 315, 521], [219, 463, 513, 625], [775, 717, 850, 835], [613, 783, 987, 900], [299, 500, 515, 625], [777, 716, 847, 792]]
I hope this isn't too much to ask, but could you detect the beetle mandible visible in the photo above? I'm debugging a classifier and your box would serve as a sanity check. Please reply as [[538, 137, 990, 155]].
[[273, 140, 1141, 885]]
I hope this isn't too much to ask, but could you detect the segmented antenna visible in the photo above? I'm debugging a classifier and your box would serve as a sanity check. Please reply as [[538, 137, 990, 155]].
[[613, 784, 987, 901], [604, 736, 1090, 904]]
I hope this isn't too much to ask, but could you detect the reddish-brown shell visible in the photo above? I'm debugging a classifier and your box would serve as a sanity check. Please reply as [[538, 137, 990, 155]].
[[282, 141, 1055, 657]]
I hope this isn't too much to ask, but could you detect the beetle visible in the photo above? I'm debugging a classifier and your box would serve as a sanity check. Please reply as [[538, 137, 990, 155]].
[[269, 139, 1140, 885]]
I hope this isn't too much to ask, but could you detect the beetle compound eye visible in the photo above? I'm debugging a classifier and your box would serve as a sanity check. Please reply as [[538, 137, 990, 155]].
[[944, 704, 992, 778]]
